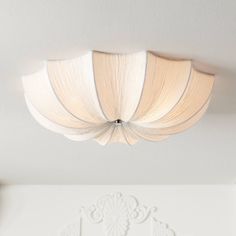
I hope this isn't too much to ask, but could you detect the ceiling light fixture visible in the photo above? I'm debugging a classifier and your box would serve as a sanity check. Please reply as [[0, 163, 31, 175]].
[[22, 51, 214, 145]]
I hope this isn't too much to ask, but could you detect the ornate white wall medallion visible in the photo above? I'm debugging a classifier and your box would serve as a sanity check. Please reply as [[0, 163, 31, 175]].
[[59, 192, 175, 236]]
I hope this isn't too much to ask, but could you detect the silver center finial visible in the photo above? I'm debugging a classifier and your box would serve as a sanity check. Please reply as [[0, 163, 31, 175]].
[[114, 119, 123, 125]]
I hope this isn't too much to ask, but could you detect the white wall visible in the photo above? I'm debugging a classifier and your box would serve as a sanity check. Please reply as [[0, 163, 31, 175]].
[[0, 185, 235, 236]]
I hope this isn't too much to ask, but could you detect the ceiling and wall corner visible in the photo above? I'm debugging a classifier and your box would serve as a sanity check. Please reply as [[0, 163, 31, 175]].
[[0, 0, 236, 184]]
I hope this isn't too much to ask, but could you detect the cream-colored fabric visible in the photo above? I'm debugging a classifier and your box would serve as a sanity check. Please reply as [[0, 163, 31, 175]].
[[95, 125, 116, 145], [23, 66, 92, 129], [22, 51, 214, 145], [134, 68, 214, 129], [47, 52, 105, 123], [93, 51, 146, 121], [132, 53, 192, 122]]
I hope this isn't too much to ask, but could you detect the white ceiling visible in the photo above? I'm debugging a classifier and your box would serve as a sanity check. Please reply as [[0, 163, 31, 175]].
[[0, 0, 236, 184]]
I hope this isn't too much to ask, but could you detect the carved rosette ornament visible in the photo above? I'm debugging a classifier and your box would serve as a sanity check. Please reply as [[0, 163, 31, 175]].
[[84, 192, 151, 236], [60, 193, 175, 236]]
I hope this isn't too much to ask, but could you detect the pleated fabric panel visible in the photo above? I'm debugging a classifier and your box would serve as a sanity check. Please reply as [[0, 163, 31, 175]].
[[23, 67, 89, 130], [92, 51, 146, 122], [139, 69, 214, 131], [47, 52, 105, 123], [132, 53, 192, 123], [22, 54, 108, 141], [22, 51, 214, 145]]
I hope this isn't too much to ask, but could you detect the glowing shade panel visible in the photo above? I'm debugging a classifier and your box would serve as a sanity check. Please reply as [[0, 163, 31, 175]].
[[22, 51, 214, 145]]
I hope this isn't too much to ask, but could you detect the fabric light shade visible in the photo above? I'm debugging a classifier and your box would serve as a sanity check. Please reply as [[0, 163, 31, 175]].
[[22, 51, 214, 145]]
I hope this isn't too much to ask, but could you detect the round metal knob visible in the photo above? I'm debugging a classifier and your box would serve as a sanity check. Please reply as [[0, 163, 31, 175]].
[[114, 119, 123, 125]]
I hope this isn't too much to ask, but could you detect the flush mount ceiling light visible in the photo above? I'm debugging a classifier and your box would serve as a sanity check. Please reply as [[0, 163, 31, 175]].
[[22, 51, 214, 145]]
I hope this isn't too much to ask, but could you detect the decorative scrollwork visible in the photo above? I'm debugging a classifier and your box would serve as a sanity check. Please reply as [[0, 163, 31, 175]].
[[59, 192, 176, 236]]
